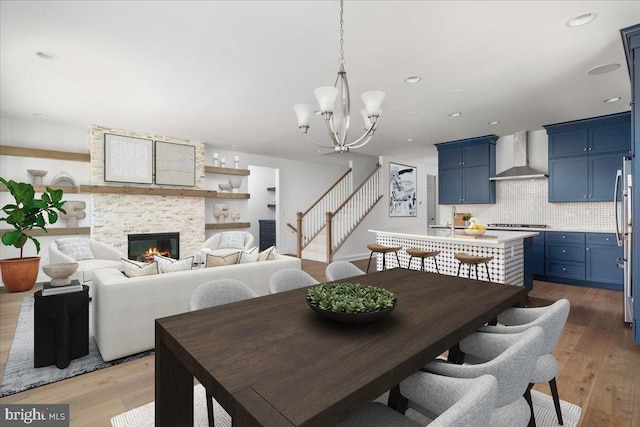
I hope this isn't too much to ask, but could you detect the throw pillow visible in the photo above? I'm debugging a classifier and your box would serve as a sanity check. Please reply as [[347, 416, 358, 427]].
[[122, 259, 159, 278], [257, 246, 278, 262], [153, 255, 194, 273], [56, 238, 94, 261], [218, 231, 247, 249], [205, 252, 240, 268], [237, 251, 258, 264]]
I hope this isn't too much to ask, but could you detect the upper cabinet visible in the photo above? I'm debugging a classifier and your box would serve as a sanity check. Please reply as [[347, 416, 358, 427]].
[[436, 135, 497, 205], [544, 112, 631, 203]]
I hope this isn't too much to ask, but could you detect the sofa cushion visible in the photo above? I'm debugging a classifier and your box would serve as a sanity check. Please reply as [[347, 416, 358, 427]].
[[153, 255, 194, 273], [76, 259, 123, 282], [258, 246, 278, 262], [237, 251, 258, 264], [218, 231, 247, 249], [122, 259, 159, 277], [206, 252, 240, 267], [56, 238, 94, 261]]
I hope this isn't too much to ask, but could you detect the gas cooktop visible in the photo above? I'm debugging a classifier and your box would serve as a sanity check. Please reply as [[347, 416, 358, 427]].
[[487, 223, 549, 228]]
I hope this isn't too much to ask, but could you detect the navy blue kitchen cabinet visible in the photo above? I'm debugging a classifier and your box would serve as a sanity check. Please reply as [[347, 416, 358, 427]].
[[585, 233, 623, 290], [544, 112, 631, 203], [436, 135, 497, 205], [545, 231, 586, 281], [531, 232, 545, 276]]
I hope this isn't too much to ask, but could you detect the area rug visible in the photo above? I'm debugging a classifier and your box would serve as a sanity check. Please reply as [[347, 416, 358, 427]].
[[0, 297, 153, 397], [111, 386, 581, 427]]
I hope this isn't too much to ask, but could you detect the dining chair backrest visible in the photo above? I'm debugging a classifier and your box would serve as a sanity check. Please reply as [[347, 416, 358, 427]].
[[401, 373, 497, 427], [325, 261, 366, 282], [481, 298, 570, 355], [425, 326, 544, 409], [268, 269, 319, 294], [189, 279, 258, 311]]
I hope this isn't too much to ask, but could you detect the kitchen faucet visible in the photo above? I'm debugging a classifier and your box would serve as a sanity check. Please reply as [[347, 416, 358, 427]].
[[451, 205, 456, 236]]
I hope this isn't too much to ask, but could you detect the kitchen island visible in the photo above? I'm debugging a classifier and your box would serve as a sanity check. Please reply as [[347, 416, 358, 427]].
[[369, 228, 538, 290]]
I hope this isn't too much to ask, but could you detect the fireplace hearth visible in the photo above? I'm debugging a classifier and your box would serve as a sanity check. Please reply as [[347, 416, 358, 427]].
[[128, 232, 180, 262]]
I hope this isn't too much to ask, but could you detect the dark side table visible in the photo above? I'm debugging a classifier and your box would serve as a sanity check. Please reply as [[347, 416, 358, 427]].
[[33, 284, 89, 369]]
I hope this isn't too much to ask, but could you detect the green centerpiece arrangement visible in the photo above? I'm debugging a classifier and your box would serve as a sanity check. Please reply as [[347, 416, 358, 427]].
[[306, 282, 397, 324]]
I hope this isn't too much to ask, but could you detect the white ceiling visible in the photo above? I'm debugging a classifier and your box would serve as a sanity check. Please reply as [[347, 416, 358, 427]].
[[1, 1, 637, 164]]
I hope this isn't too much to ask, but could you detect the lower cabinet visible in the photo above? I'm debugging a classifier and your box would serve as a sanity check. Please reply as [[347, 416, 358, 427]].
[[532, 231, 623, 290], [259, 219, 276, 251]]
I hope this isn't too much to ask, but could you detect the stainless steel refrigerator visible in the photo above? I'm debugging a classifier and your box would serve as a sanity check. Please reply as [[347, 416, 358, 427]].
[[615, 157, 633, 324]]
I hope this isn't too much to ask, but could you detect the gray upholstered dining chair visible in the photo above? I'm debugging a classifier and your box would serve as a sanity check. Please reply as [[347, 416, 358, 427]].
[[422, 326, 545, 427], [189, 279, 259, 426], [338, 374, 497, 427], [325, 261, 365, 281], [268, 269, 319, 294], [464, 299, 571, 426]]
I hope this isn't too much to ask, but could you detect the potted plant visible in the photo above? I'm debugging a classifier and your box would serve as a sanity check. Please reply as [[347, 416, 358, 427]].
[[462, 215, 471, 227], [0, 177, 66, 292]]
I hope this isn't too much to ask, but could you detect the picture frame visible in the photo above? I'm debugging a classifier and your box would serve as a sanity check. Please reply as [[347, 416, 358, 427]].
[[104, 134, 153, 184], [154, 141, 196, 187], [389, 162, 417, 217]]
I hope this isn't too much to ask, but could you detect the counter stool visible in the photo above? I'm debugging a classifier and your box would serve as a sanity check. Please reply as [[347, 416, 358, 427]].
[[406, 248, 440, 273], [454, 252, 494, 282], [366, 244, 402, 273]]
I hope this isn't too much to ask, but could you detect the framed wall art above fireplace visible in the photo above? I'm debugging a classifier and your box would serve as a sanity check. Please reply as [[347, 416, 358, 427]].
[[104, 133, 154, 184], [154, 141, 196, 187]]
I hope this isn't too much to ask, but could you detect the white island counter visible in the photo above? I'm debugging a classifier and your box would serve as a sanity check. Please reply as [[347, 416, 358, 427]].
[[369, 228, 538, 289]]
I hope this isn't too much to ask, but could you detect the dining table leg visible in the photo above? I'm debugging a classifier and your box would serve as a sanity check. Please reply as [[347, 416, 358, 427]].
[[388, 385, 409, 414], [156, 328, 194, 427]]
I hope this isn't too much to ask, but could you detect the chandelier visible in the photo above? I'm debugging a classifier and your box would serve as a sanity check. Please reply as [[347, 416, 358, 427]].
[[293, 0, 385, 153]]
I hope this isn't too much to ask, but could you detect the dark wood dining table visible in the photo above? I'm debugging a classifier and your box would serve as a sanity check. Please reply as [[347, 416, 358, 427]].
[[155, 268, 525, 427]]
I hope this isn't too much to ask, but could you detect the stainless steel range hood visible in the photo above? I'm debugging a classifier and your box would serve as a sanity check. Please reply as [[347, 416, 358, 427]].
[[490, 131, 547, 181]]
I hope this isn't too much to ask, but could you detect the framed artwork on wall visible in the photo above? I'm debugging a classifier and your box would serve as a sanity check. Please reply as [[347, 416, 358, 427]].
[[104, 133, 153, 184], [389, 162, 417, 217], [154, 141, 196, 187]]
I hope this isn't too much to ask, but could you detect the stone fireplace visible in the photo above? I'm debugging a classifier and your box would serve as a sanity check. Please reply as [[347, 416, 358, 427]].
[[128, 232, 180, 262]]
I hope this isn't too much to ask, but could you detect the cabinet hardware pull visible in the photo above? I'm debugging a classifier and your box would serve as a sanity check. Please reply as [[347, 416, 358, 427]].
[[562, 267, 567, 271], [562, 236, 566, 239]]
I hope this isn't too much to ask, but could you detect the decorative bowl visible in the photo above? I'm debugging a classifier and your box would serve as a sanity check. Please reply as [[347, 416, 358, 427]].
[[306, 300, 397, 324], [218, 182, 232, 192], [42, 262, 79, 287], [464, 228, 486, 236], [229, 177, 243, 189]]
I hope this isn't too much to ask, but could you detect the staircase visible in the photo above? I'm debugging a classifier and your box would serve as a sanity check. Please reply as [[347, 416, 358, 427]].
[[296, 163, 383, 262]]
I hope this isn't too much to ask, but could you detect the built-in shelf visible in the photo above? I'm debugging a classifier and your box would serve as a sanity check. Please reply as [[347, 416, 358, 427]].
[[0, 145, 91, 162], [204, 166, 250, 176], [0, 183, 80, 193], [214, 192, 250, 199], [0, 227, 91, 238], [205, 222, 250, 230], [80, 185, 218, 198]]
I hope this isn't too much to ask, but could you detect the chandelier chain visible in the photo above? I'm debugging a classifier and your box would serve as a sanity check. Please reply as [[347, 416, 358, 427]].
[[339, 0, 345, 64]]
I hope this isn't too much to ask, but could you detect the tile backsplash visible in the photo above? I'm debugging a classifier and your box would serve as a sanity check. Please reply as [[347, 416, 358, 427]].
[[437, 179, 616, 231]]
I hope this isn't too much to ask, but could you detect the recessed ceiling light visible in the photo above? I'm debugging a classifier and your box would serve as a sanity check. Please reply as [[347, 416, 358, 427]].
[[448, 112, 462, 117], [406, 138, 414, 142], [36, 51, 58, 60], [451, 89, 464, 94], [587, 63, 620, 75], [566, 13, 597, 27], [407, 111, 418, 116], [231, 144, 237, 148], [603, 97, 622, 103], [488, 121, 500, 125], [404, 76, 422, 84]]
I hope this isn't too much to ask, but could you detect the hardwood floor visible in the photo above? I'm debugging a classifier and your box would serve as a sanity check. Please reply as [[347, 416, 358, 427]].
[[1, 259, 639, 426]]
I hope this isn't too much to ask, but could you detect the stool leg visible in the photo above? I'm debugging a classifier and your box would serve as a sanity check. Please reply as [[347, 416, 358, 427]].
[[474, 264, 478, 280], [485, 263, 491, 282], [421, 257, 426, 272], [367, 251, 375, 273], [432, 257, 440, 274], [457, 262, 462, 277], [407, 256, 413, 270], [395, 252, 400, 269], [382, 252, 387, 270]]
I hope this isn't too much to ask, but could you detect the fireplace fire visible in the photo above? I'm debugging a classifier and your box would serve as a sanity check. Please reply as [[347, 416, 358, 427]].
[[128, 232, 179, 262]]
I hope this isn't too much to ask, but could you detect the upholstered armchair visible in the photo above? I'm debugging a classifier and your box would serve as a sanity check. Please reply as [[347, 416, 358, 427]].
[[201, 232, 255, 252], [48, 238, 123, 295]]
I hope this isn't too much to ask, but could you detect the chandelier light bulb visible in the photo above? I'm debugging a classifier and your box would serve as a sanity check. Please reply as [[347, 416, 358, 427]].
[[314, 86, 339, 113], [361, 91, 386, 117], [293, 104, 314, 128]]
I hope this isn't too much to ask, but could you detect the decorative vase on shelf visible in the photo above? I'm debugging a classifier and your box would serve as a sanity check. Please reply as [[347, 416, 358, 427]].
[[27, 169, 47, 186], [229, 177, 242, 193], [214, 203, 229, 223]]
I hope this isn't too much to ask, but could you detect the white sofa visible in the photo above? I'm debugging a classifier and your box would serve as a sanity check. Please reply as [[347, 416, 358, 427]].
[[48, 239, 123, 297], [93, 253, 301, 361]]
